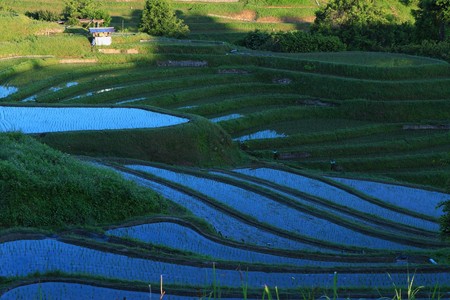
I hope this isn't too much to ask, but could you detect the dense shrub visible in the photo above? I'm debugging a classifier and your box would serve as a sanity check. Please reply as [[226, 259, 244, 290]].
[[414, 0, 450, 42], [140, 0, 189, 38], [26, 10, 61, 22], [240, 30, 346, 53], [240, 30, 272, 50], [63, 0, 111, 26], [392, 40, 450, 62], [439, 181, 450, 239], [310, 0, 422, 52]]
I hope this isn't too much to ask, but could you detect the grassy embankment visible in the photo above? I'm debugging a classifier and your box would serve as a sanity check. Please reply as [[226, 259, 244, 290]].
[[0, 132, 177, 228]]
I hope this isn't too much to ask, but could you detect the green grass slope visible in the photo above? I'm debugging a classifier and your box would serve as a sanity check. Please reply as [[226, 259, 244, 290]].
[[2, 0, 417, 42], [0, 132, 170, 228], [36, 115, 245, 167]]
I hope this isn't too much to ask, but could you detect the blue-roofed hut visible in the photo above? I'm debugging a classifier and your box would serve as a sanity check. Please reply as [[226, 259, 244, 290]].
[[89, 27, 115, 46]]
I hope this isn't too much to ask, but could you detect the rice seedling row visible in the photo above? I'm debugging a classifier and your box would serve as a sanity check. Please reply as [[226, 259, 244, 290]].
[[182, 93, 306, 116], [284, 132, 450, 161], [0, 282, 153, 300], [0, 281, 248, 300], [0, 106, 188, 133], [153, 83, 298, 109], [5, 63, 131, 100], [113, 164, 437, 254], [125, 164, 417, 250], [262, 118, 384, 137], [107, 222, 386, 267], [132, 164, 439, 244], [234, 129, 288, 141], [211, 170, 437, 239], [242, 124, 400, 150], [220, 106, 338, 136], [223, 52, 450, 81], [210, 113, 243, 123], [14, 66, 216, 103], [42, 72, 257, 104], [115, 169, 329, 252], [234, 168, 441, 231], [61, 75, 261, 106], [1, 239, 448, 289], [291, 128, 439, 148], [300, 151, 450, 174], [171, 88, 294, 111], [328, 177, 449, 219]]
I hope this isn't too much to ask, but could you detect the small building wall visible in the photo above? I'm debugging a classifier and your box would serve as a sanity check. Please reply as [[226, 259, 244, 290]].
[[94, 36, 112, 46], [89, 27, 115, 46]]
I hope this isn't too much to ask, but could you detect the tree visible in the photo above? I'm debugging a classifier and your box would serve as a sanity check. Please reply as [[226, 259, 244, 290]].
[[414, 0, 450, 41], [139, 0, 189, 38], [440, 199, 450, 239], [311, 0, 391, 34], [63, 0, 111, 26], [310, 0, 413, 50]]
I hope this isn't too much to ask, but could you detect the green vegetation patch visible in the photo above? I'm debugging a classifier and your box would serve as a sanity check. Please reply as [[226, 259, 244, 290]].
[[36, 116, 245, 167], [0, 132, 169, 228], [0, 11, 61, 42]]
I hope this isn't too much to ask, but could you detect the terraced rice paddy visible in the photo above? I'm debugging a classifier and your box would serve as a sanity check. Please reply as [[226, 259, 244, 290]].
[[1, 238, 448, 289], [0, 86, 17, 98], [0, 5, 449, 296], [329, 177, 448, 218], [125, 164, 430, 250], [0, 106, 188, 133], [3, 161, 449, 298], [0, 282, 247, 300], [116, 170, 324, 251]]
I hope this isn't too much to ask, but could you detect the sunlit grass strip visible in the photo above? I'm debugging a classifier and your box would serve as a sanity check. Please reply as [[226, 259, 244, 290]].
[[0, 36, 92, 58]]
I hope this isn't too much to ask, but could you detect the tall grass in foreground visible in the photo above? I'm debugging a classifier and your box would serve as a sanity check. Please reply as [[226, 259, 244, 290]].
[[218, 271, 443, 300], [386, 270, 443, 300]]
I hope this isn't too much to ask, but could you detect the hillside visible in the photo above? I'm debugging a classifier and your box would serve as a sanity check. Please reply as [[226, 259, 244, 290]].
[[0, 0, 449, 299], [0, 132, 172, 228], [2, 0, 418, 42]]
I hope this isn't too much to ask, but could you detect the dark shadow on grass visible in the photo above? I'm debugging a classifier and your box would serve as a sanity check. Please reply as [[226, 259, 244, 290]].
[[64, 27, 88, 35], [107, 6, 314, 45], [110, 9, 142, 32]]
